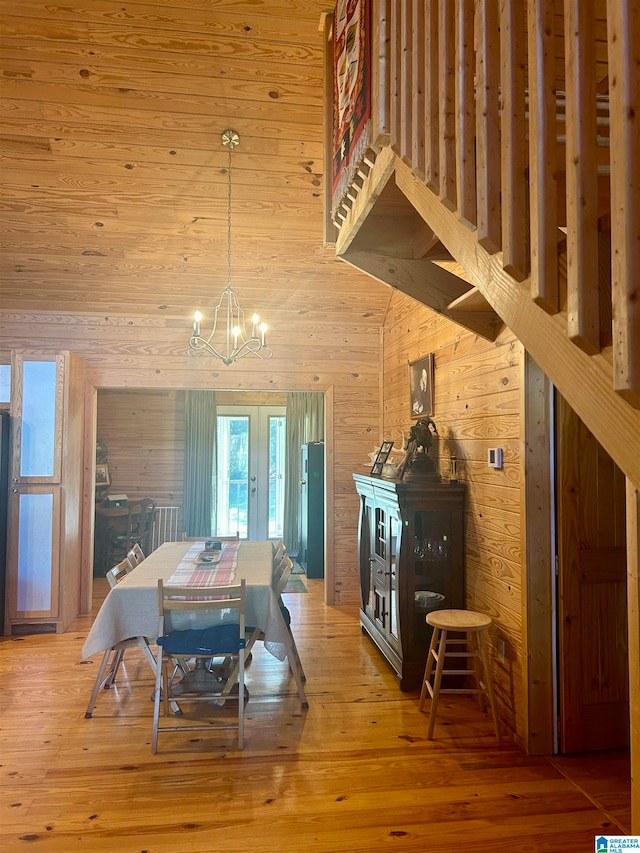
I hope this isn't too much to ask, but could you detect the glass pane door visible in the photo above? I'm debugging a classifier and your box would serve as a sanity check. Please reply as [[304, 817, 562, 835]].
[[215, 406, 285, 540]]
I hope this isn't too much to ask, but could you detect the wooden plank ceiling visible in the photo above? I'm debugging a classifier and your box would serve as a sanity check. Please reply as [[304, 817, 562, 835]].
[[0, 0, 389, 329]]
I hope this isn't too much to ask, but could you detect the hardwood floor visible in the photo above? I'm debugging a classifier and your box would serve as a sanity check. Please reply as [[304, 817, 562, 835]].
[[0, 577, 630, 851]]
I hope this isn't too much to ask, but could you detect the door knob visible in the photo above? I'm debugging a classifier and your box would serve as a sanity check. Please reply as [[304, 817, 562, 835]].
[[300, 479, 307, 485]]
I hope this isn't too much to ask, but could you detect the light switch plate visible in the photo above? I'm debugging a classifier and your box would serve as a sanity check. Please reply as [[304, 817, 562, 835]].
[[488, 447, 503, 468]]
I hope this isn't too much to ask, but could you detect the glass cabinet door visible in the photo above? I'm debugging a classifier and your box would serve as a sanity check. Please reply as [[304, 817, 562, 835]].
[[388, 512, 400, 641], [7, 486, 61, 620], [12, 355, 63, 483]]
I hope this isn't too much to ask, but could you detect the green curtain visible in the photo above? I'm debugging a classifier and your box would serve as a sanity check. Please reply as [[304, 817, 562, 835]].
[[283, 391, 324, 553], [183, 390, 217, 537]]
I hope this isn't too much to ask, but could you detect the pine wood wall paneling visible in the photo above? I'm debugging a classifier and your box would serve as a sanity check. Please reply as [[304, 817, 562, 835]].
[[97, 389, 186, 510], [382, 289, 525, 742]]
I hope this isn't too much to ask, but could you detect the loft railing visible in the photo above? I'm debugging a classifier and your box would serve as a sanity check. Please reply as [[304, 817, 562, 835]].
[[328, 0, 639, 409]]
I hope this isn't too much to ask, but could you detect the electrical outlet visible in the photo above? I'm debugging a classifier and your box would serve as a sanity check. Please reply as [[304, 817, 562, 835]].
[[497, 638, 506, 664]]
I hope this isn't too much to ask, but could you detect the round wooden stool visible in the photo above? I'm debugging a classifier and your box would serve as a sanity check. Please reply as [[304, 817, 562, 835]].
[[418, 609, 500, 740]]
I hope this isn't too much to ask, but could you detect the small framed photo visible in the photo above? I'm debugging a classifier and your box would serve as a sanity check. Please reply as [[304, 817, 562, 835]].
[[409, 353, 434, 418], [370, 440, 394, 476], [95, 463, 110, 486]]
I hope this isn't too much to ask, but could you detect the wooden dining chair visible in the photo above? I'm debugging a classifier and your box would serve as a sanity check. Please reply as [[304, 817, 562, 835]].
[[84, 559, 157, 718], [243, 555, 307, 686], [152, 579, 247, 753], [127, 542, 145, 566]]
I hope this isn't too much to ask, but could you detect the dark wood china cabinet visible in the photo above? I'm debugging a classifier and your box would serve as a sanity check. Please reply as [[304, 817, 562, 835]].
[[354, 472, 465, 690]]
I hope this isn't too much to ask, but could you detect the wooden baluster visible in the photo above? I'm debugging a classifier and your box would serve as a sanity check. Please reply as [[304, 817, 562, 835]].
[[439, 0, 457, 210], [476, 0, 502, 253], [400, 0, 413, 163], [425, 0, 440, 192], [371, 0, 392, 147], [321, 10, 337, 245], [500, 0, 528, 280], [389, 0, 402, 153], [607, 0, 640, 406], [565, 0, 600, 354], [412, 0, 426, 178], [528, 0, 559, 314], [455, 0, 476, 227]]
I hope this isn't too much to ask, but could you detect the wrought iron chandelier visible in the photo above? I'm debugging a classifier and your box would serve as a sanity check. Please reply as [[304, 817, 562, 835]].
[[188, 129, 272, 364]]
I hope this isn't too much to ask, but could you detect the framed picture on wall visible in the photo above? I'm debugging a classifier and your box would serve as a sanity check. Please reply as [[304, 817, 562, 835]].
[[95, 463, 110, 486], [409, 353, 434, 418]]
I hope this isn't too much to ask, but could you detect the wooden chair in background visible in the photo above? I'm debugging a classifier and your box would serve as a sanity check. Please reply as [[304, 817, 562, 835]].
[[240, 555, 307, 694], [84, 559, 157, 718]]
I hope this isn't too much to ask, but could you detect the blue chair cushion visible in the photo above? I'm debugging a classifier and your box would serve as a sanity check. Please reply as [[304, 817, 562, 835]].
[[279, 602, 291, 628], [158, 623, 244, 656]]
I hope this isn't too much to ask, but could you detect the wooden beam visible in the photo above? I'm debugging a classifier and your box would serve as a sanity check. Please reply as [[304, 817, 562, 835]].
[[340, 251, 470, 309], [321, 10, 338, 247], [522, 355, 555, 755], [334, 147, 397, 255], [394, 154, 640, 489], [607, 0, 640, 407], [627, 479, 640, 833]]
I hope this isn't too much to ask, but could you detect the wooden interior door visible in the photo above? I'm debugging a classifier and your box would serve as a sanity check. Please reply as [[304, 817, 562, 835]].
[[557, 395, 629, 752]]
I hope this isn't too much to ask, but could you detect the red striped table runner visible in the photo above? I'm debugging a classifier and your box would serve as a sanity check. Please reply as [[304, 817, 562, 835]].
[[166, 540, 239, 587]]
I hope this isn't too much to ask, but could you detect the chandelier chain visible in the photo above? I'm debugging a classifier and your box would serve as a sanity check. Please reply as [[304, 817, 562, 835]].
[[226, 136, 232, 290]]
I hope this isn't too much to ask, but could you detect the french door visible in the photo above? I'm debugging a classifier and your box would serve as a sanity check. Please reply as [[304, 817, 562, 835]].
[[215, 406, 285, 541]]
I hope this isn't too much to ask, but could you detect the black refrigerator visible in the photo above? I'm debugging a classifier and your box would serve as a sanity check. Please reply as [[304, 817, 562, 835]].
[[299, 442, 324, 578], [0, 411, 9, 635]]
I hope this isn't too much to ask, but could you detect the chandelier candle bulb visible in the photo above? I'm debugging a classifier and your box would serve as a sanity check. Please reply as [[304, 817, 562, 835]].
[[193, 311, 201, 337], [260, 323, 267, 347]]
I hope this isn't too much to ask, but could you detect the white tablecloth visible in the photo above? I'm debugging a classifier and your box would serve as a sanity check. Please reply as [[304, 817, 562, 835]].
[[82, 540, 288, 661]]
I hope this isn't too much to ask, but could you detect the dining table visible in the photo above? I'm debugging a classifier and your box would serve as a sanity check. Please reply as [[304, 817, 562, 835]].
[[82, 539, 308, 706]]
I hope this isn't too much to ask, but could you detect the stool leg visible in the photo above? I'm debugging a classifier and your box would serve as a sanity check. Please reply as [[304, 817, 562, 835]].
[[428, 628, 448, 739], [477, 630, 500, 740], [470, 633, 485, 712], [419, 626, 440, 712]]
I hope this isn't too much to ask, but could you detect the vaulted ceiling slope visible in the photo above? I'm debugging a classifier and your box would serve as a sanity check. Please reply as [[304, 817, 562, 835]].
[[0, 0, 389, 332]]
